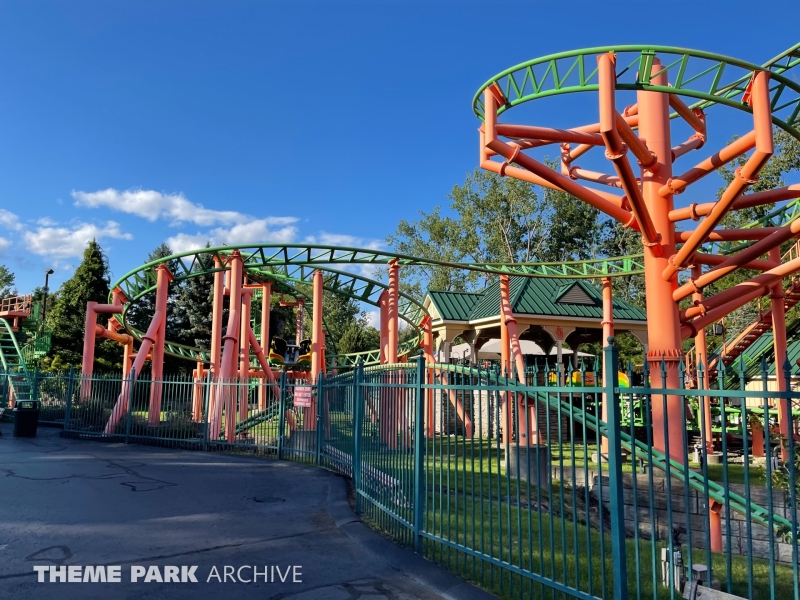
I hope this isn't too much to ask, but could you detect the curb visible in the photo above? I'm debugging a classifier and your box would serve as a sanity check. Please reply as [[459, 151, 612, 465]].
[[325, 474, 497, 600]]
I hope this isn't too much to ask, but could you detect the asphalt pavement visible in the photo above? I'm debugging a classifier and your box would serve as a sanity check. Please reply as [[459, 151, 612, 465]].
[[0, 421, 495, 600]]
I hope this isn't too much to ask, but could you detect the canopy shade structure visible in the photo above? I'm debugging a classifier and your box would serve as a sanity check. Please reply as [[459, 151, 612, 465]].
[[439, 339, 594, 361]]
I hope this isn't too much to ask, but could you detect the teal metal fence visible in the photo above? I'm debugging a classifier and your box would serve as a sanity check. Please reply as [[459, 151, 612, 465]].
[[3, 342, 799, 600]]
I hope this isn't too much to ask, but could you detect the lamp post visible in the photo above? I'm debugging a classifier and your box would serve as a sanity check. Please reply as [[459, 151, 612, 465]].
[[41, 269, 54, 332]]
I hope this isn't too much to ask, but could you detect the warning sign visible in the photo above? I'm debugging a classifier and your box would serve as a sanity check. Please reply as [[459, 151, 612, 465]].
[[293, 386, 313, 408]]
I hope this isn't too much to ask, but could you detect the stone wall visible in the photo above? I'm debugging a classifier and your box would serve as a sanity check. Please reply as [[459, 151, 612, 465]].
[[593, 473, 799, 564]]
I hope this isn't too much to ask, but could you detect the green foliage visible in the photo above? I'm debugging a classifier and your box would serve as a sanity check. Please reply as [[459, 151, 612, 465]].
[[174, 248, 214, 349], [125, 243, 188, 373], [0, 264, 15, 298], [388, 167, 607, 298], [45, 240, 119, 370], [337, 323, 380, 356]]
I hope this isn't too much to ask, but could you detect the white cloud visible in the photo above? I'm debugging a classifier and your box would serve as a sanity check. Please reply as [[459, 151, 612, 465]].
[[166, 219, 299, 254], [0, 209, 21, 231], [165, 233, 210, 254], [37, 217, 57, 226], [72, 188, 262, 227], [365, 310, 379, 328], [24, 221, 133, 258], [0, 236, 10, 255], [304, 232, 382, 250]]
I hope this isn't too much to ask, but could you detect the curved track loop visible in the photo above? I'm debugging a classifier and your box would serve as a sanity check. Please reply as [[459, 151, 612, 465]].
[[472, 44, 800, 141], [108, 244, 649, 368], [110, 193, 800, 369]]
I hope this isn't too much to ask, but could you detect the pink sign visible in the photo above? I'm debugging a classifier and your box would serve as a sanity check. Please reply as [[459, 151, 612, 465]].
[[294, 386, 313, 408]]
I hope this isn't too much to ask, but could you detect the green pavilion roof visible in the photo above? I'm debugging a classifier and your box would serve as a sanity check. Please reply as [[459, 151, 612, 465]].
[[427, 277, 646, 323]]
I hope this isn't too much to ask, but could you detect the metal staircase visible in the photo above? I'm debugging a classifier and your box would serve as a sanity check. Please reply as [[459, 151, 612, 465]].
[[707, 279, 800, 377], [0, 318, 33, 404], [0, 295, 52, 407]]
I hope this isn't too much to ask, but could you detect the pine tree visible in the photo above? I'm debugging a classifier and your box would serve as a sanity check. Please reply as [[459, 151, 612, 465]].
[[0, 264, 15, 298], [46, 240, 118, 370], [126, 243, 182, 337], [125, 243, 193, 373], [174, 250, 214, 349]]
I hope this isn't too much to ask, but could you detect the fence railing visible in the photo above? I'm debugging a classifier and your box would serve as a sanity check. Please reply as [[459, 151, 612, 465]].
[[2, 344, 799, 600]]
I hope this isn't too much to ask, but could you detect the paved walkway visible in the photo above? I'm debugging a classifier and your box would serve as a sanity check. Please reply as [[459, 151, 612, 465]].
[[0, 422, 495, 600]]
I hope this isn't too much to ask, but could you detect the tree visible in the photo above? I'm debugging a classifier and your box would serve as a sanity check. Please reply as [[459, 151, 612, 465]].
[[45, 240, 118, 370], [173, 249, 214, 349], [388, 167, 604, 298], [337, 323, 380, 356], [0, 265, 15, 298], [123, 243, 193, 372], [387, 206, 475, 298], [126, 243, 182, 338]]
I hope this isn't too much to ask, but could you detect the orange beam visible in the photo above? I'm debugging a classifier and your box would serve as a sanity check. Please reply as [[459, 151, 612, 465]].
[[669, 94, 706, 137], [673, 217, 800, 302], [495, 123, 604, 146], [568, 167, 622, 188], [692, 253, 778, 272], [597, 53, 661, 254], [681, 255, 800, 322], [485, 139, 637, 227], [670, 184, 800, 222], [660, 130, 757, 198], [671, 136, 706, 161], [677, 227, 779, 242], [663, 72, 773, 281]]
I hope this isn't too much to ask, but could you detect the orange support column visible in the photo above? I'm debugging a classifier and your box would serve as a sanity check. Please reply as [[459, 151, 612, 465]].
[[258, 282, 272, 411], [386, 260, 400, 448], [692, 265, 714, 454], [295, 299, 305, 346], [239, 288, 252, 424], [379, 290, 389, 364], [637, 58, 684, 464], [500, 275, 532, 445], [213, 251, 243, 443], [192, 360, 205, 422], [208, 256, 225, 425], [387, 260, 399, 364], [499, 283, 512, 445], [693, 271, 722, 551], [308, 269, 324, 430], [769, 247, 791, 459], [421, 316, 435, 437], [148, 265, 173, 428], [81, 302, 99, 399], [600, 277, 614, 455]]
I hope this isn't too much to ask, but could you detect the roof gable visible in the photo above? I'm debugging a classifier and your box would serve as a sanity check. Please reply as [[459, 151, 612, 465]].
[[553, 281, 599, 306]]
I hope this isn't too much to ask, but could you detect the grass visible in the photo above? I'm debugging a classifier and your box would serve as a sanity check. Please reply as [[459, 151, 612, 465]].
[[338, 421, 797, 600]]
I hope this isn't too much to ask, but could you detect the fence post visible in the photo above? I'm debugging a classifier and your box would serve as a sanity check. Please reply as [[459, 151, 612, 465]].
[[202, 370, 212, 453], [64, 366, 75, 432], [413, 350, 425, 554], [316, 372, 325, 466], [277, 370, 287, 461], [603, 336, 628, 600], [353, 360, 364, 514], [125, 369, 136, 444], [32, 367, 40, 402]]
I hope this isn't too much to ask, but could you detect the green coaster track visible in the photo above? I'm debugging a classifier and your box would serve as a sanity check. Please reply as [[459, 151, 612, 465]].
[[109, 188, 800, 369], [472, 44, 800, 141], [109, 244, 657, 369]]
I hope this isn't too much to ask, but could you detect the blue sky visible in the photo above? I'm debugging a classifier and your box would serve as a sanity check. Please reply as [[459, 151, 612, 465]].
[[0, 0, 798, 294]]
